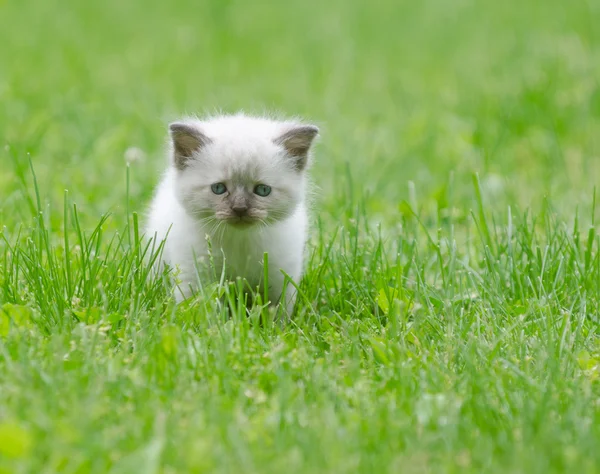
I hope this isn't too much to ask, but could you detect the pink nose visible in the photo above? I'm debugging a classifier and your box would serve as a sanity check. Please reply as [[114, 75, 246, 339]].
[[232, 205, 248, 217]]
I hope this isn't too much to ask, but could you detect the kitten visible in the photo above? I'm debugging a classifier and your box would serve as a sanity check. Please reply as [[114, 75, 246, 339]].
[[145, 113, 319, 313]]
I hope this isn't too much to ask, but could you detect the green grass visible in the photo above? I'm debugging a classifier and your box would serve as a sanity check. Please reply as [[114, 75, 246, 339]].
[[1, 0, 600, 472]]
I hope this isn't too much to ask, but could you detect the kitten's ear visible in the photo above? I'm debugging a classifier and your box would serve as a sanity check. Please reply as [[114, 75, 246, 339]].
[[274, 125, 319, 171], [169, 122, 211, 170]]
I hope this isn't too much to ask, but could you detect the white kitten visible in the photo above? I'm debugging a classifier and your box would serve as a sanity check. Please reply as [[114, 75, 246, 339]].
[[145, 113, 319, 313]]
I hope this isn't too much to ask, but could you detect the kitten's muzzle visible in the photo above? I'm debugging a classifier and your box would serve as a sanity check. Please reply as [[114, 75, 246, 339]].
[[226, 215, 259, 228], [232, 204, 249, 217]]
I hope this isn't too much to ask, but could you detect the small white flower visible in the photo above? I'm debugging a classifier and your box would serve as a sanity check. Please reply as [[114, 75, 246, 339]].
[[124, 146, 146, 164]]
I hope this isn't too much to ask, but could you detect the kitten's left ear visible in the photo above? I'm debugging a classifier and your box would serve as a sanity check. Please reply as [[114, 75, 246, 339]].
[[274, 125, 319, 171]]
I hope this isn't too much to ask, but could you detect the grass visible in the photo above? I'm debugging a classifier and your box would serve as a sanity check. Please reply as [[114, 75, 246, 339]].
[[1, 0, 600, 472]]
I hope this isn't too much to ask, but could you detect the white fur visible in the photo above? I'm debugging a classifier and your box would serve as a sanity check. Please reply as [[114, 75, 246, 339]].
[[145, 114, 317, 312]]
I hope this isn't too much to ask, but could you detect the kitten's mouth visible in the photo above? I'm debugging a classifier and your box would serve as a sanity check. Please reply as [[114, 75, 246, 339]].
[[224, 216, 260, 228]]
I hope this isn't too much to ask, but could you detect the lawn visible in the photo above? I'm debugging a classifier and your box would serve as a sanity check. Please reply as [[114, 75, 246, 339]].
[[1, 0, 600, 472]]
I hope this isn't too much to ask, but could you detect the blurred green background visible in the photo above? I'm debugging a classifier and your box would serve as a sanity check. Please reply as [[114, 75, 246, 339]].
[[1, 0, 599, 227], [1, 0, 600, 472]]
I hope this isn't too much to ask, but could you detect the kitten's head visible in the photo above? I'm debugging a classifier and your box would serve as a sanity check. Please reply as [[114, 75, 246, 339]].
[[169, 114, 319, 229]]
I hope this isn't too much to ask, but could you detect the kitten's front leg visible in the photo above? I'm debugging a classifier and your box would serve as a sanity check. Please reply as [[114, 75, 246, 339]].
[[173, 268, 197, 302], [279, 288, 297, 320], [173, 254, 213, 303], [267, 273, 297, 319]]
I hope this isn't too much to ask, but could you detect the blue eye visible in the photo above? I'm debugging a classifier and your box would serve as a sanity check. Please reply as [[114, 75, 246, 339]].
[[254, 184, 271, 197], [211, 183, 227, 195]]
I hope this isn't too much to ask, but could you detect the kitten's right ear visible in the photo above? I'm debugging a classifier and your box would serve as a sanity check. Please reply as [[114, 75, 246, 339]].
[[169, 122, 211, 170]]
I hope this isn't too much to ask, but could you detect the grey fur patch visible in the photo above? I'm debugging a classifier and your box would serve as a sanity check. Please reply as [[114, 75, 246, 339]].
[[274, 125, 319, 171], [169, 122, 211, 170]]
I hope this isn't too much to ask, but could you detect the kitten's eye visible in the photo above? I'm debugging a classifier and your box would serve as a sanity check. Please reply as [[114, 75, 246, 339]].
[[211, 183, 227, 195], [254, 184, 272, 197]]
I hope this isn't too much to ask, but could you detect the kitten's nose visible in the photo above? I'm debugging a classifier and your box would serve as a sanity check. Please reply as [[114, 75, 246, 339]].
[[232, 205, 248, 217]]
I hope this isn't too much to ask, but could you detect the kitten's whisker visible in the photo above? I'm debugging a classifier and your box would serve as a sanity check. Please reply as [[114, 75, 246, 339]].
[[218, 221, 227, 241], [210, 221, 224, 238], [200, 217, 225, 240]]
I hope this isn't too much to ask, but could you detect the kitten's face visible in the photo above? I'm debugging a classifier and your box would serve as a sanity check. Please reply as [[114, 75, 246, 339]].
[[169, 117, 318, 229], [177, 154, 302, 228]]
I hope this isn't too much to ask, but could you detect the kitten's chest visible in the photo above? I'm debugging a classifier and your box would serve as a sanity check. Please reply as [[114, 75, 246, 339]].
[[210, 232, 266, 284]]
